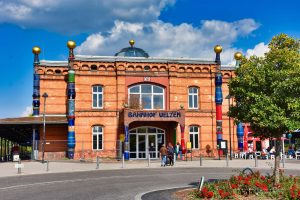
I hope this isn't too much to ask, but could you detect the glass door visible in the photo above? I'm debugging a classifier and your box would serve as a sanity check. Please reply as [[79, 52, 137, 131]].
[[138, 135, 146, 159], [148, 134, 157, 158]]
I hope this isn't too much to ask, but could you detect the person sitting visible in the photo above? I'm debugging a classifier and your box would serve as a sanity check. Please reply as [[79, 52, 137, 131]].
[[261, 147, 268, 159], [269, 146, 276, 155], [287, 146, 295, 158]]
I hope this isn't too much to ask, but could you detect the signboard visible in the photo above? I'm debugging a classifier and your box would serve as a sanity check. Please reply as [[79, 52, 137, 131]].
[[13, 155, 20, 162], [120, 134, 125, 142], [128, 111, 181, 118], [186, 142, 192, 149], [14, 164, 24, 168], [218, 140, 228, 150]]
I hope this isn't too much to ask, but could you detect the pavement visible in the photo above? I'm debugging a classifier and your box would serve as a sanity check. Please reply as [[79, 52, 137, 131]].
[[0, 157, 299, 178]]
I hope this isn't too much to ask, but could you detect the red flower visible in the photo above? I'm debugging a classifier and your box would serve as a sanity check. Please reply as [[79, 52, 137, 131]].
[[218, 189, 224, 195], [206, 191, 214, 198], [244, 180, 250, 185], [231, 183, 238, 189], [260, 175, 265, 180], [298, 190, 300, 197]]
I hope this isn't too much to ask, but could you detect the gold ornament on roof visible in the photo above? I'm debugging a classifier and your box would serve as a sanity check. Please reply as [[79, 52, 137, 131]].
[[234, 52, 243, 60], [67, 40, 76, 49], [214, 45, 222, 53], [129, 39, 135, 47], [32, 46, 41, 54]]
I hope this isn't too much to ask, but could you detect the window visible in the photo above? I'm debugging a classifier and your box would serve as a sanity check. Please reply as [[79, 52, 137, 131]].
[[188, 87, 199, 109], [92, 85, 103, 108], [189, 126, 199, 149], [92, 126, 103, 150], [128, 84, 164, 110]]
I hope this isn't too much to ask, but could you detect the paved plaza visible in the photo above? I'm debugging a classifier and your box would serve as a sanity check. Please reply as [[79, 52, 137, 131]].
[[0, 158, 299, 178]]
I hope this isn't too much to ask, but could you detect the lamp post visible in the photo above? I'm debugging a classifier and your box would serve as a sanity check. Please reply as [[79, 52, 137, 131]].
[[41, 92, 48, 163], [225, 94, 232, 160]]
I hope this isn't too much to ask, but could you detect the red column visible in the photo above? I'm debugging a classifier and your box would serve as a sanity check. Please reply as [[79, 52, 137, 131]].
[[180, 124, 186, 154]]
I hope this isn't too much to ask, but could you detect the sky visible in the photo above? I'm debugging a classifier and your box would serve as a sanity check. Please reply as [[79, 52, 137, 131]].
[[0, 0, 299, 118]]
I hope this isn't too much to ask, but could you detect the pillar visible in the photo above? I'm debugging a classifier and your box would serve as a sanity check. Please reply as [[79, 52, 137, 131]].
[[180, 124, 186, 154], [214, 45, 223, 154], [0, 137, 2, 160], [124, 125, 129, 160], [32, 47, 41, 116], [67, 41, 76, 159]]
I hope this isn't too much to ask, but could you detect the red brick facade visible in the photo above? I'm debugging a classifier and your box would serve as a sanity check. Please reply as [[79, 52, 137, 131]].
[[36, 56, 236, 160]]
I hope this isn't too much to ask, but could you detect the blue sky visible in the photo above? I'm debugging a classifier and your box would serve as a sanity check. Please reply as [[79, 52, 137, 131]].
[[0, 0, 299, 118]]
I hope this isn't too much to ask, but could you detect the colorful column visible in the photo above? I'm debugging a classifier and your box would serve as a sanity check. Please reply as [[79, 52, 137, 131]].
[[214, 45, 223, 151], [234, 52, 244, 151], [124, 125, 129, 160], [180, 124, 186, 154], [32, 46, 41, 116], [67, 41, 76, 159]]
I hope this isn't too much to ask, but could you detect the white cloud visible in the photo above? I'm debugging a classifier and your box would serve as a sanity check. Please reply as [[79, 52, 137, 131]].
[[246, 42, 269, 58], [76, 19, 260, 65], [0, 0, 175, 34], [20, 106, 32, 117]]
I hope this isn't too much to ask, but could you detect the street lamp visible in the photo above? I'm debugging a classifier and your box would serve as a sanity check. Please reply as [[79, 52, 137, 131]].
[[225, 94, 232, 160], [41, 92, 48, 163]]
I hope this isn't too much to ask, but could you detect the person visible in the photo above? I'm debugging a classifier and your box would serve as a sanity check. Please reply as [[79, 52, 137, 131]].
[[261, 147, 268, 159], [159, 144, 167, 166], [287, 146, 295, 158], [176, 142, 183, 161], [167, 142, 174, 166]]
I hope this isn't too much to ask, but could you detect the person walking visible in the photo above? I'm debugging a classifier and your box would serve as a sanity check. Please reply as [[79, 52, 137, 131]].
[[159, 144, 167, 166], [167, 142, 174, 166]]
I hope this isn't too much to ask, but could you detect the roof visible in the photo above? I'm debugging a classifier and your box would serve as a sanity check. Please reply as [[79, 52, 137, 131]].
[[39, 56, 236, 70], [0, 116, 68, 125]]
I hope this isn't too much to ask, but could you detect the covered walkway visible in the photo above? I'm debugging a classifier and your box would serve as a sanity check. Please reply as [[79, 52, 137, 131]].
[[0, 116, 67, 161]]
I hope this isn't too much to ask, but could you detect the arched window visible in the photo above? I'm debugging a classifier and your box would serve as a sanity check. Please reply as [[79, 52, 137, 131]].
[[92, 126, 103, 150], [128, 84, 164, 110], [188, 87, 199, 109], [92, 85, 103, 108], [189, 126, 199, 149]]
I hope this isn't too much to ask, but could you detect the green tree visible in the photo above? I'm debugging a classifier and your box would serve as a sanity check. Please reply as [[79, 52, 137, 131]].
[[229, 34, 300, 183]]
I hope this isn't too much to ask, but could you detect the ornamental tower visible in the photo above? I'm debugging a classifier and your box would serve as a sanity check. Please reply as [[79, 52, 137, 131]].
[[67, 40, 76, 159], [32, 46, 41, 116]]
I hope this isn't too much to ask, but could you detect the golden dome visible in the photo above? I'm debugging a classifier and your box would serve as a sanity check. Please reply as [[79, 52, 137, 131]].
[[214, 45, 222, 53], [32, 46, 41, 54], [67, 40, 76, 49], [129, 39, 135, 47], [234, 52, 243, 60]]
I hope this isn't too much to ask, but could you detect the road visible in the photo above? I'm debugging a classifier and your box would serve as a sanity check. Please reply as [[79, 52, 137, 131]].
[[0, 167, 298, 200]]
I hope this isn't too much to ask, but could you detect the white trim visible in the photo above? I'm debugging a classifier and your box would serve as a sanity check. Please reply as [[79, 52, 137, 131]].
[[92, 85, 103, 109], [92, 126, 103, 150], [189, 126, 199, 149], [188, 87, 199, 109]]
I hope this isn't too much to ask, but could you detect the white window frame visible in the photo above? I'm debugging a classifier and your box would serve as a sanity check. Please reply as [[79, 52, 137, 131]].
[[188, 87, 199, 109], [92, 85, 103, 109], [92, 126, 103, 150], [128, 84, 165, 110], [189, 126, 199, 149]]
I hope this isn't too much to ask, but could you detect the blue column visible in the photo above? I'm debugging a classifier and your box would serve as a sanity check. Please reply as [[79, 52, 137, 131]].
[[32, 47, 41, 116], [124, 125, 129, 160]]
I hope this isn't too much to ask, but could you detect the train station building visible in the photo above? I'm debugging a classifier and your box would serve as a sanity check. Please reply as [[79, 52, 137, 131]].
[[0, 40, 244, 160]]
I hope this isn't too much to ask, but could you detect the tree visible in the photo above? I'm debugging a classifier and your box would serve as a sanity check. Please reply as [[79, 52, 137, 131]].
[[228, 34, 300, 183]]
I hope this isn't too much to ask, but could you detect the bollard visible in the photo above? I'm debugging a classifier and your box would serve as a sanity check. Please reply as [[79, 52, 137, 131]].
[[198, 176, 205, 191], [282, 154, 285, 168], [226, 153, 229, 167], [200, 154, 202, 166], [46, 160, 49, 172], [173, 153, 176, 166], [18, 159, 21, 174], [96, 156, 100, 169], [148, 153, 150, 167], [255, 154, 258, 168], [122, 153, 125, 168]]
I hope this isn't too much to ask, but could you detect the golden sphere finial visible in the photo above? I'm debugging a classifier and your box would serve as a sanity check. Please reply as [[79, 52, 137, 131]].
[[214, 45, 222, 53], [234, 52, 243, 60], [67, 40, 76, 49], [32, 46, 41, 54], [129, 39, 135, 47]]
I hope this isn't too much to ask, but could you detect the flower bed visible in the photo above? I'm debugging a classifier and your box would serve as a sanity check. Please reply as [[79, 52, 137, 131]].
[[190, 171, 300, 199]]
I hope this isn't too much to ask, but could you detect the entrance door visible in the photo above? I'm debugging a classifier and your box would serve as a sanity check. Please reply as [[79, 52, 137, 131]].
[[148, 134, 156, 158], [129, 127, 165, 159], [138, 135, 146, 159]]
